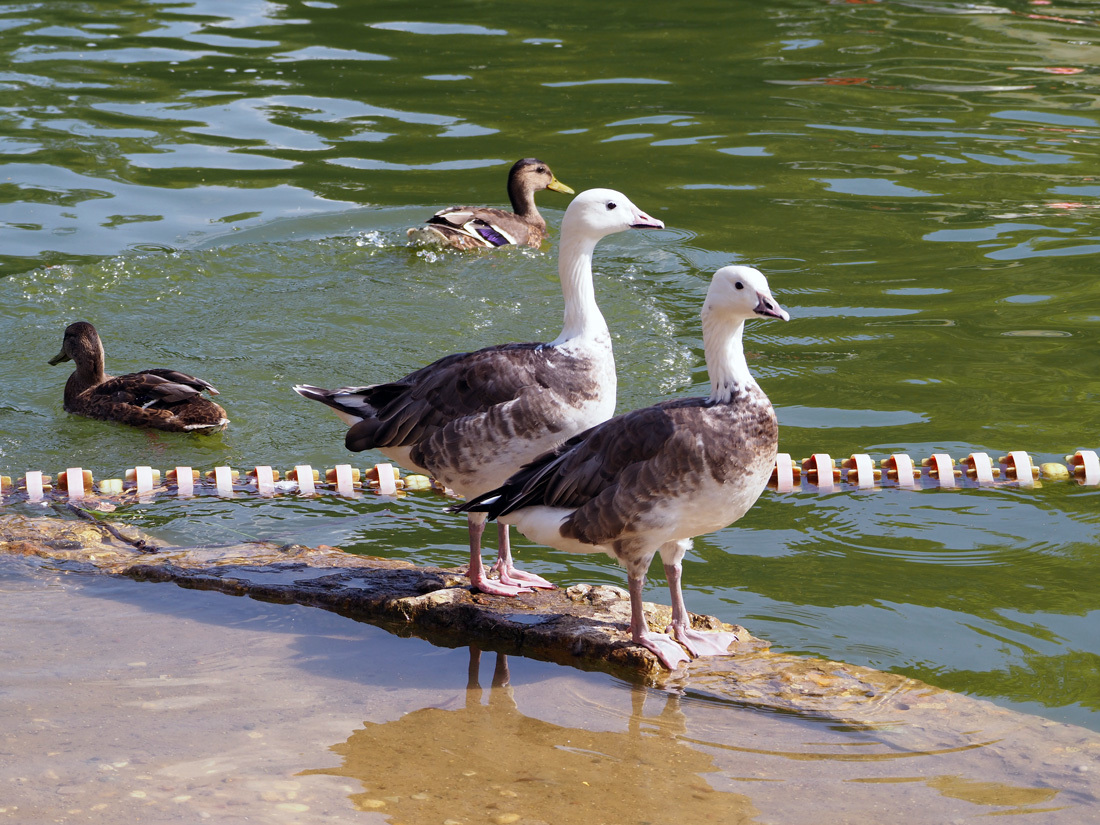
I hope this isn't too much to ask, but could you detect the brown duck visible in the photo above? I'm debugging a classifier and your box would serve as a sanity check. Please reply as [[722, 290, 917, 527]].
[[49, 321, 229, 433], [407, 158, 574, 250]]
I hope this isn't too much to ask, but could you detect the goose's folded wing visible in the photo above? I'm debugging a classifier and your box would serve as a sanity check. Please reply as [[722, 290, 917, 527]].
[[348, 342, 580, 449], [464, 403, 686, 518]]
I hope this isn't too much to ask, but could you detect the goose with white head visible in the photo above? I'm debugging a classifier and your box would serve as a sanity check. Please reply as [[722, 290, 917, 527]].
[[458, 266, 788, 668], [296, 189, 665, 596]]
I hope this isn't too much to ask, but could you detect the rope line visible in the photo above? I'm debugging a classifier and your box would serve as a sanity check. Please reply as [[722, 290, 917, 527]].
[[1, 450, 1098, 505], [774, 450, 1099, 492], [1, 463, 435, 505]]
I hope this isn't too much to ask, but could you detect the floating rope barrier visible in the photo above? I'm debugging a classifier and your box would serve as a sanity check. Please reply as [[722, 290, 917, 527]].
[[771, 450, 1100, 492], [0, 451, 1097, 506], [0, 463, 437, 507]]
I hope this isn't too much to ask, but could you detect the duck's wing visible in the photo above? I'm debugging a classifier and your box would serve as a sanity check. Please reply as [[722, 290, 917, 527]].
[[138, 369, 220, 395], [95, 370, 216, 408], [424, 206, 535, 247]]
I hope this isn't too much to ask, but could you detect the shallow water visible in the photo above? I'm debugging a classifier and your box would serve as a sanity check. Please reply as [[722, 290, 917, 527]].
[[1, 0, 1098, 772], [2, 561, 1095, 824]]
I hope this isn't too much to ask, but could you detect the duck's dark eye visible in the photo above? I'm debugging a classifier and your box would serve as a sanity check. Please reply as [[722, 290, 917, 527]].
[[735, 281, 744, 290], [537, 166, 546, 173], [606, 201, 617, 210]]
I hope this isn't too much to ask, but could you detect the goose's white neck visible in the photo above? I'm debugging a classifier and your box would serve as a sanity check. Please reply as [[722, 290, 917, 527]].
[[703, 311, 756, 403], [551, 231, 608, 346]]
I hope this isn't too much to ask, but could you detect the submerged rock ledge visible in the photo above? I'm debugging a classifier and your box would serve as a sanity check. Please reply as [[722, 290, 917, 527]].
[[2, 512, 763, 681]]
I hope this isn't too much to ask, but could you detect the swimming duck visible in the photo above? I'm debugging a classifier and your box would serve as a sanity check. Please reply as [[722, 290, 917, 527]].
[[407, 158, 574, 250], [49, 321, 229, 433], [458, 266, 788, 668], [296, 188, 665, 596]]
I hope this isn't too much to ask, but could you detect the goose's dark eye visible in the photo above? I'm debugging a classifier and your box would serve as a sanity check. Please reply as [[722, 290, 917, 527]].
[[735, 281, 744, 290], [606, 201, 617, 210]]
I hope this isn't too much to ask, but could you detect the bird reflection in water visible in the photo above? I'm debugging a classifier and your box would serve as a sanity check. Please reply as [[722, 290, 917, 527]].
[[301, 645, 756, 824]]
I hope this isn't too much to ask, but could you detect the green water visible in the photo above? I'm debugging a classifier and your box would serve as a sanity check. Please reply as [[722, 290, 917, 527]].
[[1, 0, 1098, 738]]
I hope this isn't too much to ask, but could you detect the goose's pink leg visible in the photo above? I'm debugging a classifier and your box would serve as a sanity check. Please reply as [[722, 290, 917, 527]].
[[492, 523, 555, 589], [466, 514, 532, 596], [664, 561, 738, 657], [628, 573, 690, 670]]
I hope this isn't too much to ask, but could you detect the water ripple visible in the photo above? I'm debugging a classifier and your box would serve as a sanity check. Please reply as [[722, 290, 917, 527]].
[[3, 0, 1100, 732], [369, 21, 508, 36]]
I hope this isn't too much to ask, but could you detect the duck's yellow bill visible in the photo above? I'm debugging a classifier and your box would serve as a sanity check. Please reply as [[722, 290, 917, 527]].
[[547, 177, 575, 195]]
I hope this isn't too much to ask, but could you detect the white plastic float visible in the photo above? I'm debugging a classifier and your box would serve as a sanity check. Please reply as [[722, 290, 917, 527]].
[[923, 453, 959, 489], [1002, 451, 1038, 488], [332, 464, 357, 498], [213, 465, 236, 498], [842, 454, 878, 489], [54, 468, 96, 500], [1068, 450, 1100, 486], [373, 463, 398, 496], [292, 465, 317, 496], [801, 453, 838, 492], [773, 453, 797, 493], [127, 465, 158, 499], [24, 470, 46, 502], [252, 465, 276, 497], [882, 453, 919, 489], [171, 467, 195, 497], [962, 452, 997, 485]]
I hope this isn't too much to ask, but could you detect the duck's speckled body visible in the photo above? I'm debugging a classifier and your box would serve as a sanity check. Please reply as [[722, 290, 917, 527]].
[[49, 321, 228, 433], [407, 158, 574, 250]]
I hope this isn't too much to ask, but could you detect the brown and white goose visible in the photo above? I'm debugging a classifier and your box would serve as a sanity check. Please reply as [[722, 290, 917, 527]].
[[458, 266, 788, 668], [296, 188, 665, 596], [407, 158, 574, 250], [49, 321, 229, 433]]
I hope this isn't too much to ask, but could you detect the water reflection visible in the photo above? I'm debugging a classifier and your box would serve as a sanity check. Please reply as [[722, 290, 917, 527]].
[[7, 568, 1088, 823], [302, 646, 1090, 823], [304, 646, 757, 823]]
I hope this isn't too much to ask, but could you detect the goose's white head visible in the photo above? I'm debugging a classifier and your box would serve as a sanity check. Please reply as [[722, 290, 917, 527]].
[[560, 188, 665, 242], [704, 266, 789, 325]]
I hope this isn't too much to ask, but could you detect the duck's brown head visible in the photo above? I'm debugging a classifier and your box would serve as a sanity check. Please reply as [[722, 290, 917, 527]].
[[49, 321, 105, 372], [507, 158, 574, 213]]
